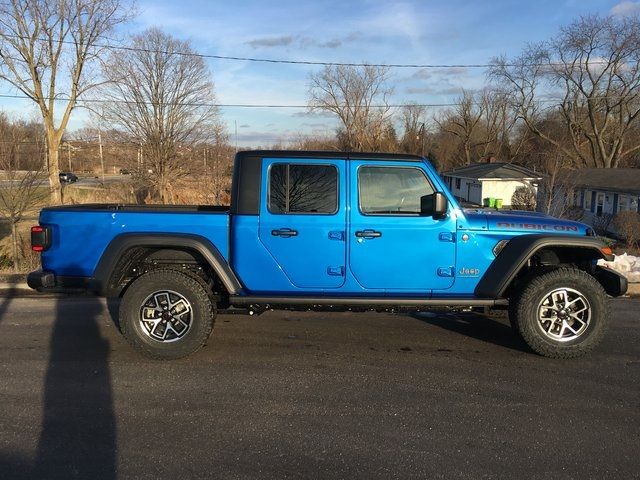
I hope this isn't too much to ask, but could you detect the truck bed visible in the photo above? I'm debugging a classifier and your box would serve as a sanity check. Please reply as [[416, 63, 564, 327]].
[[39, 203, 230, 277], [43, 203, 229, 213]]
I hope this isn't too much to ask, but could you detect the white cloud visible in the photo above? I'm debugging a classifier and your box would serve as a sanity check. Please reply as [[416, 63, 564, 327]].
[[611, 1, 640, 16], [356, 2, 423, 43], [246, 36, 294, 48], [406, 86, 464, 96], [291, 110, 336, 119]]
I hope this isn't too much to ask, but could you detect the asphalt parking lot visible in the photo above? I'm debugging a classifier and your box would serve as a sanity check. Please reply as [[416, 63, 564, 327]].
[[0, 295, 638, 479]]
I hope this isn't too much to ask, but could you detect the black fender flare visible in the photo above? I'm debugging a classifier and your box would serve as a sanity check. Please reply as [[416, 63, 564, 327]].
[[474, 234, 614, 298], [89, 233, 243, 296]]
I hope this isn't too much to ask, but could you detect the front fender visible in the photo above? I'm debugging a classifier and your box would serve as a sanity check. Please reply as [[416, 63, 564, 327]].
[[475, 234, 613, 298]]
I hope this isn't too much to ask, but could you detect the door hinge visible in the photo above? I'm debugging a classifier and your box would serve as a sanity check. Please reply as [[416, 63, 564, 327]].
[[438, 232, 455, 242], [327, 266, 345, 276], [437, 267, 455, 277]]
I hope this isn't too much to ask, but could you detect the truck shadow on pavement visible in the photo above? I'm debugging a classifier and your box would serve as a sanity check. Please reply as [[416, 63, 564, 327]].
[[412, 311, 530, 353], [31, 295, 117, 480]]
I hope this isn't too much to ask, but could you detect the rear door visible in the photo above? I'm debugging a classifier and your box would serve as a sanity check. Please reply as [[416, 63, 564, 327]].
[[258, 158, 347, 289], [348, 161, 457, 291]]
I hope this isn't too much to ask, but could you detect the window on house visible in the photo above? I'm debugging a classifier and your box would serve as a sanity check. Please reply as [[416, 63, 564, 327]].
[[618, 195, 631, 212], [572, 190, 580, 206], [584, 190, 591, 210], [269, 163, 338, 214], [455, 178, 461, 190]]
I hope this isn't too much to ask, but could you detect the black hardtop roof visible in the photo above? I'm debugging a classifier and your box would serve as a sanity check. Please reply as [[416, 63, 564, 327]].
[[236, 150, 424, 162]]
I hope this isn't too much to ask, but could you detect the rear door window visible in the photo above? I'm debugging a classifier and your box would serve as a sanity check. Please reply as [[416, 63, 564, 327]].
[[269, 164, 338, 214]]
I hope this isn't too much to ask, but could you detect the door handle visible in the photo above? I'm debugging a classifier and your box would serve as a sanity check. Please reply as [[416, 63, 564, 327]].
[[271, 228, 298, 237], [355, 229, 382, 239]]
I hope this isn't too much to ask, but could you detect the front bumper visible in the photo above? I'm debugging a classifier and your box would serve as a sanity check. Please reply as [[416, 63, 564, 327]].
[[594, 266, 628, 297], [27, 270, 91, 293]]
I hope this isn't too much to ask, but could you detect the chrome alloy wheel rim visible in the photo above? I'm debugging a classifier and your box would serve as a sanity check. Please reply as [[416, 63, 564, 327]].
[[139, 290, 193, 342], [537, 288, 591, 342]]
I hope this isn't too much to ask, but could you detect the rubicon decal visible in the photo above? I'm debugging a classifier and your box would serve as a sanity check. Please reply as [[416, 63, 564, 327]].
[[497, 222, 579, 232]]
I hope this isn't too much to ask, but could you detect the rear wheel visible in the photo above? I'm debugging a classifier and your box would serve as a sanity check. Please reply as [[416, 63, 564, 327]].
[[119, 269, 216, 359], [510, 267, 608, 358]]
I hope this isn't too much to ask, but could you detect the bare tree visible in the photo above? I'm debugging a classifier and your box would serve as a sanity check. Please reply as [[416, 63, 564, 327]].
[[289, 134, 339, 151], [197, 123, 232, 205], [399, 103, 427, 155], [98, 28, 224, 204], [435, 90, 485, 166], [0, 114, 47, 271], [433, 89, 523, 167], [490, 15, 640, 168], [308, 65, 394, 151], [614, 211, 640, 248], [479, 89, 526, 161], [0, 0, 130, 203], [0, 113, 46, 171]]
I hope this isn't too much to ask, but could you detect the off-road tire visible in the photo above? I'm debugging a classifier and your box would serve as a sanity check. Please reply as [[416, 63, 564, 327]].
[[510, 267, 608, 359], [119, 269, 216, 360]]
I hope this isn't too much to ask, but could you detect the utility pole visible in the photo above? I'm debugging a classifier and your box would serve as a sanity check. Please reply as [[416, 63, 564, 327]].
[[234, 120, 238, 153], [203, 145, 207, 170], [98, 131, 105, 182], [67, 142, 72, 171]]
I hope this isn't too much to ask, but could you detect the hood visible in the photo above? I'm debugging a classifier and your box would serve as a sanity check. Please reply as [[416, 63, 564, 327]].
[[462, 208, 590, 235]]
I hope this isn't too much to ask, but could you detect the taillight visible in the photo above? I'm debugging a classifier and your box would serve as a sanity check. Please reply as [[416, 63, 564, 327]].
[[31, 225, 51, 252]]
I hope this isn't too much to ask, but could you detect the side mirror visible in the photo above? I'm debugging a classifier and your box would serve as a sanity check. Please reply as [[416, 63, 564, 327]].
[[420, 192, 448, 218]]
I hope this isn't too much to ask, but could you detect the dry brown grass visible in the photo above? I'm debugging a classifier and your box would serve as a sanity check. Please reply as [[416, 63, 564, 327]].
[[64, 183, 137, 204], [0, 220, 40, 273], [1, 179, 231, 272]]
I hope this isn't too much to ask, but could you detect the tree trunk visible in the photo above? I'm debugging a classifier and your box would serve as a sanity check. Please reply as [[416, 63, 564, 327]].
[[464, 142, 472, 165], [544, 174, 555, 215], [46, 132, 62, 204], [11, 221, 19, 273]]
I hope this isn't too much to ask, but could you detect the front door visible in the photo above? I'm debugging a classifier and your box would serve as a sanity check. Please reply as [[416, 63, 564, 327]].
[[258, 159, 347, 289], [348, 162, 457, 292], [596, 193, 605, 216]]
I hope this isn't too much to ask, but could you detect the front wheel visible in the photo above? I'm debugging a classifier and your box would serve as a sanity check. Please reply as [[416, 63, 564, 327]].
[[510, 268, 608, 359], [119, 269, 216, 360]]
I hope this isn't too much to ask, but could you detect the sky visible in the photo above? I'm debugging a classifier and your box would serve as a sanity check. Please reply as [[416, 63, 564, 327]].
[[1, 0, 639, 146]]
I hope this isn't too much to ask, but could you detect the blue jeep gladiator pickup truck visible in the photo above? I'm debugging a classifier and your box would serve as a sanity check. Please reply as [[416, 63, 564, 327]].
[[28, 151, 627, 359]]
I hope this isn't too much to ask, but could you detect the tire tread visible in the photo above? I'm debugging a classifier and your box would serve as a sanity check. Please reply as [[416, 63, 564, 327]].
[[119, 269, 216, 360], [511, 267, 608, 359]]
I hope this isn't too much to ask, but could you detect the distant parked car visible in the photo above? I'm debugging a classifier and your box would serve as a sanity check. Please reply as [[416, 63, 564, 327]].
[[59, 172, 78, 183], [119, 168, 131, 175]]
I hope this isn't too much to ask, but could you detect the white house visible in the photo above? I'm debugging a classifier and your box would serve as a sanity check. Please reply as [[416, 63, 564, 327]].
[[568, 168, 640, 222], [442, 162, 542, 207]]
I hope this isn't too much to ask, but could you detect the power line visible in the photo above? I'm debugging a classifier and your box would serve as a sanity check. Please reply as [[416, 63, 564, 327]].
[[0, 92, 587, 109], [0, 32, 616, 70], [0, 93, 455, 108]]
